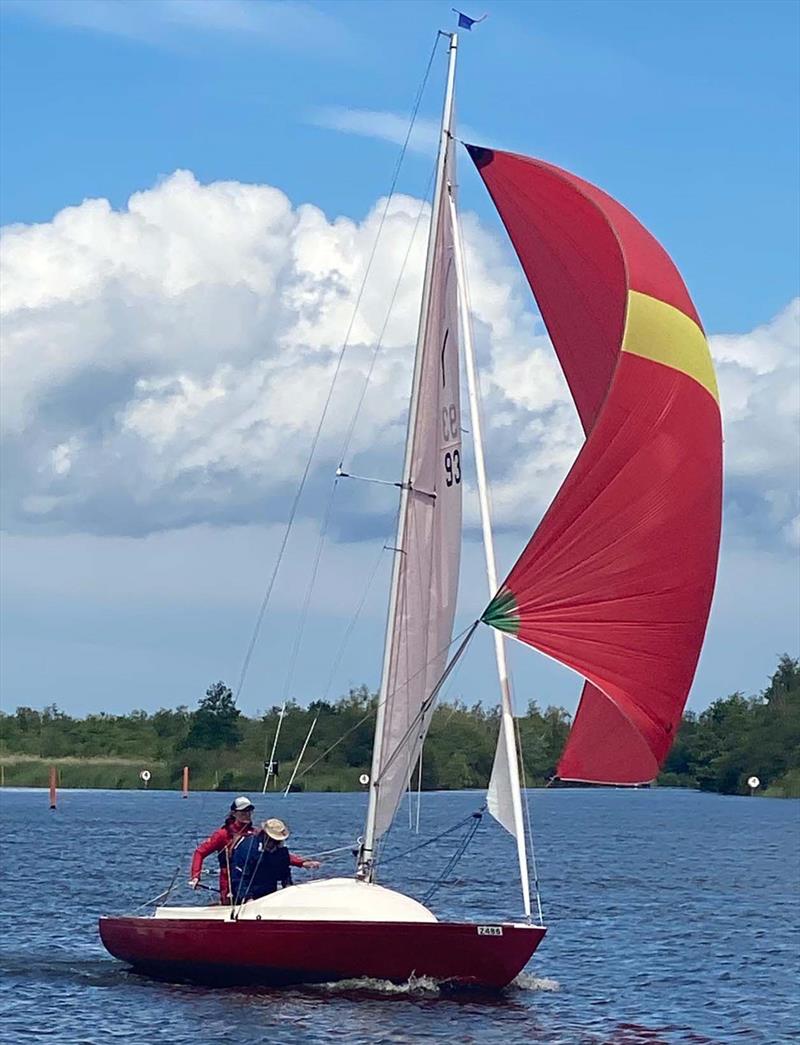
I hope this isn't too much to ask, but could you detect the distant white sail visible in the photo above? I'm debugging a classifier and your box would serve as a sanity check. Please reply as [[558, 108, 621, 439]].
[[372, 141, 462, 840]]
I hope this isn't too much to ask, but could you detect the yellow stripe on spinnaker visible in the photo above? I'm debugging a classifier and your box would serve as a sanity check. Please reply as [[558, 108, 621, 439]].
[[622, 290, 719, 403]]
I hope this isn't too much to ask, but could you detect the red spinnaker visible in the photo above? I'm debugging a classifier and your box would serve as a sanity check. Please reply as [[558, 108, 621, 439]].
[[468, 145, 722, 785]]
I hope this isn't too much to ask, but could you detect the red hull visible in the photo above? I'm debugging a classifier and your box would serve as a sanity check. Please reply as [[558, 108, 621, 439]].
[[99, 916, 546, 989]]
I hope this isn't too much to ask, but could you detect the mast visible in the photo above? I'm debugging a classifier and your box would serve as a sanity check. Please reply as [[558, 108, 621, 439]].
[[358, 32, 459, 880], [448, 191, 533, 920]]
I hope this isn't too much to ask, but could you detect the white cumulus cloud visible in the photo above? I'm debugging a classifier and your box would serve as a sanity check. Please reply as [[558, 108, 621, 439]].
[[710, 299, 800, 547], [0, 170, 796, 553], [0, 170, 573, 538]]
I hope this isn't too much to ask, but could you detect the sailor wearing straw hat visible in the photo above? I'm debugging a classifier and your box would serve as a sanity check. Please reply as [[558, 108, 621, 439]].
[[230, 817, 313, 904]]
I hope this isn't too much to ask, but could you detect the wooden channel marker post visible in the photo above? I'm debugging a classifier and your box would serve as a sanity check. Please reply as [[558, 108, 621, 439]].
[[49, 765, 57, 809], [182, 766, 189, 798]]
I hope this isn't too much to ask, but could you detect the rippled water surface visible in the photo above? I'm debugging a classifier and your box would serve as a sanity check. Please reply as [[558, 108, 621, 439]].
[[0, 787, 797, 1044]]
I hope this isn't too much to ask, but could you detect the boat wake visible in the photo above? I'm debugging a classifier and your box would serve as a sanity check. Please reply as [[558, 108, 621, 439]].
[[0, 954, 130, 988], [511, 972, 560, 992], [312, 973, 443, 996], [309, 971, 560, 997]]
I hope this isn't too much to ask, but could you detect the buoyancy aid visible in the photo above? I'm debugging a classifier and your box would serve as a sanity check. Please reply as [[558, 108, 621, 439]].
[[216, 819, 254, 868], [230, 834, 292, 902]]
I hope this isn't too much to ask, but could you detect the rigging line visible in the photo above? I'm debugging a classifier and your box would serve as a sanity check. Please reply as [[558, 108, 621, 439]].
[[374, 620, 479, 785], [233, 33, 445, 702], [278, 456, 391, 718], [417, 614, 472, 819], [304, 842, 358, 859], [280, 166, 434, 711], [373, 615, 477, 835], [295, 620, 477, 782], [134, 866, 181, 912], [375, 632, 470, 860], [262, 701, 286, 792], [337, 163, 437, 469], [277, 478, 341, 708], [378, 617, 477, 787], [295, 707, 375, 781], [320, 538, 390, 704], [514, 711, 545, 924], [422, 811, 484, 905], [274, 47, 445, 711], [282, 715, 318, 796], [378, 807, 485, 866], [402, 602, 473, 841], [230, 832, 278, 911], [397, 469, 466, 815], [232, 839, 295, 913]]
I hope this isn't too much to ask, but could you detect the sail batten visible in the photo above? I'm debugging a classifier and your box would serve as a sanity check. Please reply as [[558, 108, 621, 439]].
[[469, 145, 723, 786]]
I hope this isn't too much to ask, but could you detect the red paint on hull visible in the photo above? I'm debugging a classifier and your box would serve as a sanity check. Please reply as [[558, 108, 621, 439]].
[[99, 916, 546, 989]]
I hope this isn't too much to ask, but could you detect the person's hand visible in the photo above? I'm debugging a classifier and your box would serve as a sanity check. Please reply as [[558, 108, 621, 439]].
[[302, 860, 321, 870], [188, 877, 200, 889]]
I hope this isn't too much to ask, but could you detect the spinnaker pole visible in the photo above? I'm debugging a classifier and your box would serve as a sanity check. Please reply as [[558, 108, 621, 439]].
[[448, 189, 534, 921], [358, 32, 459, 881]]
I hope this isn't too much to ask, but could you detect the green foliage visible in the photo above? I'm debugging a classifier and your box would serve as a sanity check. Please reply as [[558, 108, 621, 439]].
[[1, 656, 797, 797], [660, 655, 800, 796], [183, 682, 242, 750]]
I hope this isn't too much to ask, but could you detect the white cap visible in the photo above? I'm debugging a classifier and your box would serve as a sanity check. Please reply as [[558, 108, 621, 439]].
[[231, 796, 254, 812]]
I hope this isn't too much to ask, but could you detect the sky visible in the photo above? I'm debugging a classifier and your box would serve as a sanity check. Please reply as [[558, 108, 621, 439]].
[[1, 0, 798, 721]]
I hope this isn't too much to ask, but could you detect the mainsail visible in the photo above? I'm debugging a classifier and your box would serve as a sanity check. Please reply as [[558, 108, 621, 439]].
[[371, 148, 462, 837], [469, 146, 723, 785], [360, 36, 463, 865]]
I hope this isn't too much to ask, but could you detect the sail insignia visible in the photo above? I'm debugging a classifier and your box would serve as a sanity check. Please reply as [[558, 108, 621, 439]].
[[481, 587, 520, 635], [622, 290, 719, 402]]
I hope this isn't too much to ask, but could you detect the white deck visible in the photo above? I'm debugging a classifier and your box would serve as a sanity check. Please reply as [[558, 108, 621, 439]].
[[153, 877, 438, 923]]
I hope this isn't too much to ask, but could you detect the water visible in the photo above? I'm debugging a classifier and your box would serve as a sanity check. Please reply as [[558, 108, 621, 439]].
[[0, 787, 797, 1044]]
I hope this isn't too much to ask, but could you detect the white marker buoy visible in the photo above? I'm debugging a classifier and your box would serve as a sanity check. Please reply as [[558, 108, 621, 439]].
[[747, 775, 760, 794], [140, 769, 151, 788], [359, 773, 370, 786]]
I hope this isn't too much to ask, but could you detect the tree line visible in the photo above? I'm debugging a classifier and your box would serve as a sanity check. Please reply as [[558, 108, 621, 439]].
[[1, 655, 797, 797]]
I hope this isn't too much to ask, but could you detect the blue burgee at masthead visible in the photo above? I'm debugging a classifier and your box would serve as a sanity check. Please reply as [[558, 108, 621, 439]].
[[452, 9, 487, 31]]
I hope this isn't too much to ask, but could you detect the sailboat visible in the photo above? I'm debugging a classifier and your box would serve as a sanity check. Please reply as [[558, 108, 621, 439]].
[[98, 28, 721, 988]]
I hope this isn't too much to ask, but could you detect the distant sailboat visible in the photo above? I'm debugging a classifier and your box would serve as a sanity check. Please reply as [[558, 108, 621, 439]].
[[99, 27, 721, 988]]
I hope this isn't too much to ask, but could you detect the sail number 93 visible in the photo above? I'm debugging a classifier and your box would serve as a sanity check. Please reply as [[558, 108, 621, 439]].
[[444, 449, 461, 487]]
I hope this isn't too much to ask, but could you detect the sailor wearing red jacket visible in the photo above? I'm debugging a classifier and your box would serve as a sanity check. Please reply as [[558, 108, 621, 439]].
[[189, 796, 320, 903]]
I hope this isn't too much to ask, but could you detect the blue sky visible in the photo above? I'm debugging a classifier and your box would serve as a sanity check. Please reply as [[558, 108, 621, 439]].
[[1, 0, 798, 719], [3, 0, 798, 328]]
